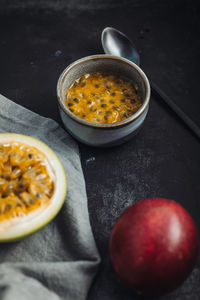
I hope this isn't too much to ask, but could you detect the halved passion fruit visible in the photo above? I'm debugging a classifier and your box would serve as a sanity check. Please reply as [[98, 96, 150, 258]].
[[0, 133, 67, 242]]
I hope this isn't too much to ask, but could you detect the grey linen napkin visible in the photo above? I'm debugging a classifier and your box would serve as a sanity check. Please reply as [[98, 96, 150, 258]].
[[0, 94, 100, 300]]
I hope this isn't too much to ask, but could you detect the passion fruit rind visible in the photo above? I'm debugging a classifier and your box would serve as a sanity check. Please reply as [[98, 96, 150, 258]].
[[0, 133, 67, 242]]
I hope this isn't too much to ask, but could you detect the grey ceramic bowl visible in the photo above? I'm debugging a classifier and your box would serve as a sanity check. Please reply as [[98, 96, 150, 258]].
[[57, 55, 150, 147]]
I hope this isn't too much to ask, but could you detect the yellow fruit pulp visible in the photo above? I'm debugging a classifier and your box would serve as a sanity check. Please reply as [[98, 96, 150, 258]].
[[65, 72, 143, 123], [0, 141, 54, 221]]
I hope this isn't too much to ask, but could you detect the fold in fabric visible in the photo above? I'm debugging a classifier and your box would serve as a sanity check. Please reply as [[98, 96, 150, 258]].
[[0, 94, 100, 300]]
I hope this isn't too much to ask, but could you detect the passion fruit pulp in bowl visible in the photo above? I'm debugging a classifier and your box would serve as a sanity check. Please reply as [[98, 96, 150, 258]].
[[64, 71, 143, 124], [0, 133, 67, 242]]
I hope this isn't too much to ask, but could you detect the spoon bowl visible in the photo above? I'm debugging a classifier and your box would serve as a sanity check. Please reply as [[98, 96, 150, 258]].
[[102, 27, 140, 66]]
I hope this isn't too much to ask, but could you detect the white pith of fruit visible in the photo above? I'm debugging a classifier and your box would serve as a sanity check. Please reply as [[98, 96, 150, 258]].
[[0, 133, 67, 242]]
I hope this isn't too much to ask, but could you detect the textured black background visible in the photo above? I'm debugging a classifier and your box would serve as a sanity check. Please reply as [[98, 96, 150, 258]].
[[0, 0, 200, 299]]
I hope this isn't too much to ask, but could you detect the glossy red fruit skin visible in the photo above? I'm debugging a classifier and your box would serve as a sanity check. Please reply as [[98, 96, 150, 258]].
[[109, 198, 199, 295]]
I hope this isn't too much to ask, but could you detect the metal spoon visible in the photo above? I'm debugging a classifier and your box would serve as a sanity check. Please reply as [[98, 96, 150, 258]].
[[101, 27, 200, 139]]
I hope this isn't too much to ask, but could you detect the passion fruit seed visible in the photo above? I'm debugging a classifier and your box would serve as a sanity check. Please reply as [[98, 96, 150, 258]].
[[130, 99, 136, 104], [124, 93, 130, 98], [113, 106, 120, 111]]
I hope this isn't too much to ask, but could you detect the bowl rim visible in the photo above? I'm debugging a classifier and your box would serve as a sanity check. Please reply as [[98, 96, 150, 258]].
[[57, 54, 151, 128]]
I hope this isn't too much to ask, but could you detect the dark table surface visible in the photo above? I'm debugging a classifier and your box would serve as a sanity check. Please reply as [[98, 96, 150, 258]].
[[0, 0, 200, 299]]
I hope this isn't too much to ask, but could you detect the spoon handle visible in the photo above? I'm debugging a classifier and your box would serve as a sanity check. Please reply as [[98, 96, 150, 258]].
[[151, 81, 200, 139]]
